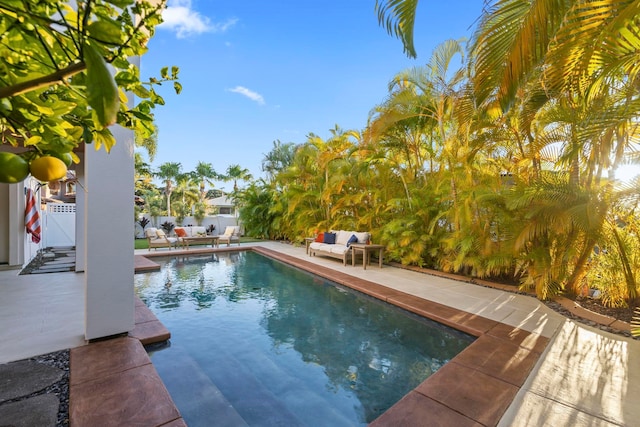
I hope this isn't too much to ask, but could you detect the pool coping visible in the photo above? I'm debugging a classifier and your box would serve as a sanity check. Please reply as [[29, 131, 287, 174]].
[[138, 245, 550, 426]]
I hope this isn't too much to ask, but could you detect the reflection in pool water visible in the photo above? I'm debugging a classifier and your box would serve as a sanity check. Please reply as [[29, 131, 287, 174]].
[[135, 251, 474, 426]]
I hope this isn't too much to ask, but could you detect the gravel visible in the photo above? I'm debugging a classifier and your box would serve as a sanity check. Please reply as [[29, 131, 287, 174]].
[[29, 350, 70, 427]]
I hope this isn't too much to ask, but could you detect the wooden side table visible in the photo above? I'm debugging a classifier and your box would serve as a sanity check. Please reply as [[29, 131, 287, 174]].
[[350, 243, 385, 270], [305, 237, 315, 255]]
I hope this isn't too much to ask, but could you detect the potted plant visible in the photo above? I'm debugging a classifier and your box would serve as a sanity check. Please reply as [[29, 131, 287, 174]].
[[137, 217, 150, 238], [161, 221, 175, 235]]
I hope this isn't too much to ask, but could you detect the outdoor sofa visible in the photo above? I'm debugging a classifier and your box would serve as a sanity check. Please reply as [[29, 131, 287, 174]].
[[309, 230, 370, 265]]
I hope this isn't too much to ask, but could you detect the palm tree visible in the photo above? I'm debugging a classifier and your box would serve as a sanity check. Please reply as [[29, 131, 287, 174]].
[[173, 172, 200, 224], [155, 162, 182, 217], [262, 140, 297, 183], [223, 164, 253, 193], [193, 162, 219, 203], [135, 126, 158, 162]]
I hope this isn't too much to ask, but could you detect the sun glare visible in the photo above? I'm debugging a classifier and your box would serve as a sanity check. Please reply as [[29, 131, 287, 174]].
[[615, 164, 640, 184]]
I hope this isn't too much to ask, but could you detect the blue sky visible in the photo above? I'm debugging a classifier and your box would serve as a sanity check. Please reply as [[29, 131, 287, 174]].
[[140, 0, 484, 190], [140, 0, 639, 189]]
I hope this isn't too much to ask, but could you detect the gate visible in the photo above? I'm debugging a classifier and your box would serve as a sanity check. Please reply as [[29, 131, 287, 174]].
[[44, 203, 75, 247]]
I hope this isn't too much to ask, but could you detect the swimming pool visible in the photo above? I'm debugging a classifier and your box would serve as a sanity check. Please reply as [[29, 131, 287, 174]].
[[135, 251, 474, 426]]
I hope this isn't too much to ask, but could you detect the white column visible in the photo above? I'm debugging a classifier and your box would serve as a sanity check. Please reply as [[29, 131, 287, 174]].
[[7, 184, 25, 266], [84, 127, 135, 340], [75, 153, 86, 273]]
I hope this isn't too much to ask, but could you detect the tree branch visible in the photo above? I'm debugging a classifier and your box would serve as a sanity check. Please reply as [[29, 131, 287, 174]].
[[0, 62, 86, 99]]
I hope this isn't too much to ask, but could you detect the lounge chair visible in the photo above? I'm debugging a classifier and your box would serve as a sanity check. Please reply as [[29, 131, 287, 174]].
[[146, 227, 178, 250], [218, 226, 241, 246]]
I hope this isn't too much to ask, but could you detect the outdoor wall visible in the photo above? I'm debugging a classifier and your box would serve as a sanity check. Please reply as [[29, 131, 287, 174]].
[[137, 215, 240, 237], [0, 175, 43, 268]]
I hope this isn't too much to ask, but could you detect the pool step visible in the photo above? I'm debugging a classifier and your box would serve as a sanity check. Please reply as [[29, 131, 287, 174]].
[[148, 345, 248, 427], [199, 338, 357, 426]]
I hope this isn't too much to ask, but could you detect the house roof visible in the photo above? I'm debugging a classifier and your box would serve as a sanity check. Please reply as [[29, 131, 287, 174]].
[[207, 196, 234, 207]]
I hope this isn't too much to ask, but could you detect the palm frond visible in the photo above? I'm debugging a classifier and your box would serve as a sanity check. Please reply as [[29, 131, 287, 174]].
[[375, 0, 420, 58], [471, 0, 569, 107]]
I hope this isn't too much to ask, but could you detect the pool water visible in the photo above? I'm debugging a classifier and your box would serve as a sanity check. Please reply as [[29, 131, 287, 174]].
[[135, 251, 474, 426]]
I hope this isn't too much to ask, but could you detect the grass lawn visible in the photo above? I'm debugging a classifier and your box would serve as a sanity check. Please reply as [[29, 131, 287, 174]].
[[135, 237, 264, 250]]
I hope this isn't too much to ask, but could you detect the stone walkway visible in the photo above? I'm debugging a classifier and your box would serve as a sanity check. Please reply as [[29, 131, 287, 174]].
[[0, 352, 68, 426], [20, 246, 76, 275]]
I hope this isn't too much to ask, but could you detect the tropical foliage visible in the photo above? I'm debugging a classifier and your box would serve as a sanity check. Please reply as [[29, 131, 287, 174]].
[[0, 0, 180, 167], [235, 0, 640, 311]]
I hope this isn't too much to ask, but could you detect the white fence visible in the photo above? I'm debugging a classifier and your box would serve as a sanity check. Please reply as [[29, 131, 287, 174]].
[[136, 215, 240, 238], [41, 205, 240, 243], [44, 203, 76, 247]]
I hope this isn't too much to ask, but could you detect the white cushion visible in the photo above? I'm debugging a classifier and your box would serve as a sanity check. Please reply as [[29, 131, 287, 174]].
[[354, 232, 369, 244], [329, 245, 350, 255], [335, 230, 352, 246], [145, 228, 157, 238], [309, 242, 323, 250], [192, 226, 207, 237]]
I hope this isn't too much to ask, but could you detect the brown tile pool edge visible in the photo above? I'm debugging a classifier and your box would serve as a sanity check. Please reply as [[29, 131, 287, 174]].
[[253, 246, 551, 427], [69, 297, 185, 427]]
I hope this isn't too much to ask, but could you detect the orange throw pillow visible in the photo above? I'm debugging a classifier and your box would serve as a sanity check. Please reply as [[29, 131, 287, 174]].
[[175, 228, 187, 237], [314, 233, 324, 242]]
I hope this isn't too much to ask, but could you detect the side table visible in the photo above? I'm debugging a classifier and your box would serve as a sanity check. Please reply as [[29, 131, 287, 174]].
[[350, 244, 385, 270], [305, 237, 315, 255]]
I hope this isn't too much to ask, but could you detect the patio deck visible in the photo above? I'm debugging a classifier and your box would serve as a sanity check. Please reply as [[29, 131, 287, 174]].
[[0, 241, 638, 426]]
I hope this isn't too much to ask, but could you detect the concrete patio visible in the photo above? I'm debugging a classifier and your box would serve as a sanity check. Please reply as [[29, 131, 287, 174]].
[[0, 241, 638, 426]]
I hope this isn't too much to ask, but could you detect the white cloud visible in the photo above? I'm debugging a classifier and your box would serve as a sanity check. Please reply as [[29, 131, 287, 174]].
[[160, 0, 237, 39], [228, 86, 265, 105]]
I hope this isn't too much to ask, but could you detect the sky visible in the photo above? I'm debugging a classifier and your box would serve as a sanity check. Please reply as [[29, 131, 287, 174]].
[[140, 0, 484, 190], [140, 0, 639, 190]]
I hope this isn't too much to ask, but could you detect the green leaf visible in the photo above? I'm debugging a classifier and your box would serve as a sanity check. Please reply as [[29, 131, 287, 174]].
[[25, 136, 42, 146], [131, 85, 150, 98], [173, 81, 182, 94], [87, 19, 124, 45], [94, 127, 116, 152], [104, 0, 135, 7], [83, 43, 120, 127]]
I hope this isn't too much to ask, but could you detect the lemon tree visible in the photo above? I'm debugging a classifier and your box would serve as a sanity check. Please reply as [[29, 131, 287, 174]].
[[0, 0, 181, 160]]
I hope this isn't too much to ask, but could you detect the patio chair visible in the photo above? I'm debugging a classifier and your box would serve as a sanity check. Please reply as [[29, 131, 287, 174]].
[[218, 226, 241, 247], [146, 227, 178, 250]]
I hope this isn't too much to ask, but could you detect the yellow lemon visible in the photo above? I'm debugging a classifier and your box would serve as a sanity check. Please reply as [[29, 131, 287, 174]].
[[47, 151, 74, 167], [29, 156, 68, 182]]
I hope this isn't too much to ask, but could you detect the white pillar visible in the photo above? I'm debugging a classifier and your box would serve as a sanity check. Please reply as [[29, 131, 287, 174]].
[[84, 127, 135, 340], [75, 153, 86, 273], [7, 184, 25, 266]]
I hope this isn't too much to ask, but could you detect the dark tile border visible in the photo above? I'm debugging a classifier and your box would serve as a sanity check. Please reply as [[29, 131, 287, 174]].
[[253, 247, 550, 426]]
